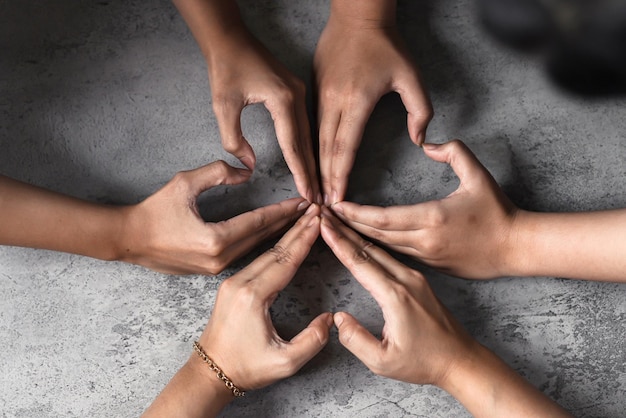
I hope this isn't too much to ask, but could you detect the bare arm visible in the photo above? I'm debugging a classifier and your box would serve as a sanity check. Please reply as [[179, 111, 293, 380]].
[[0, 175, 125, 260], [0, 161, 310, 275], [512, 209, 626, 281]]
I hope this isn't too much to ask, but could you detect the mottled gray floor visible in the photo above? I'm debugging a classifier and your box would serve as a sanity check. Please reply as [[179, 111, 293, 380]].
[[1, 1, 625, 417]]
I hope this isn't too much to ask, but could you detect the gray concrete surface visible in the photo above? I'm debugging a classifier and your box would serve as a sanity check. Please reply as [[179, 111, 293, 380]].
[[1, 0, 625, 417]]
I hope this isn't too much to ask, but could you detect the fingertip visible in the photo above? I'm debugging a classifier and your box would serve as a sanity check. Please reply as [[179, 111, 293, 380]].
[[297, 199, 311, 212], [333, 312, 345, 328], [305, 202, 319, 216], [323, 312, 334, 328], [416, 131, 426, 146], [239, 155, 255, 170], [422, 142, 439, 152], [307, 214, 321, 228], [331, 202, 344, 215], [319, 212, 336, 232], [319, 205, 333, 217]]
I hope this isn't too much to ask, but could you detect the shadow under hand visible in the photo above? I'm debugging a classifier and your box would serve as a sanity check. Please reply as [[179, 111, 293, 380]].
[[398, 0, 484, 130]]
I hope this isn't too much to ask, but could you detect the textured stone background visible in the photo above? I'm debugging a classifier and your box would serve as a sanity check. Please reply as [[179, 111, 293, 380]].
[[1, 0, 625, 417]]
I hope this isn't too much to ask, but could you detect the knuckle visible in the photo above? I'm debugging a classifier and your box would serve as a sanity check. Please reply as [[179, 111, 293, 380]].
[[448, 139, 465, 153], [209, 160, 231, 182], [212, 92, 234, 116], [217, 276, 236, 294], [425, 202, 447, 227], [204, 234, 225, 257], [373, 209, 392, 229], [267, 245, 295, 266], [311, 326, 329, 347], [234, 282, 258, 305], [205, 259, 227, 275], [351, 240, 374, 265], [331, 139, 357, 161], [319, 139, 333, 157], [368, 352, 390, 376], [338, 324, 356, 345], [170, 170, 189, 187], [274, 354, 299, 376], [321, 86, 341, 103], [387, 282, 412, 306], [275, 85, 296, 106], [419, 234, 444, 257], [250, 209, 268, 230], [418, 104, 435, 124]]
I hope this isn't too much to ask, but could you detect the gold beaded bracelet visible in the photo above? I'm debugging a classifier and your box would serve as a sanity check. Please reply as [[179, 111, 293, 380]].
[[192, 341, 245, 397]]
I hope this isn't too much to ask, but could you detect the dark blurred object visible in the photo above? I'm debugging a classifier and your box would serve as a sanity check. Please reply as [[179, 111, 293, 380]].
[[479, 0, 553, 49], [479, 0, 626, 95]]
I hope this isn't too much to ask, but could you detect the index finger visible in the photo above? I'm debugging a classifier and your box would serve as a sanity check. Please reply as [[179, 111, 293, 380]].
[[320, 214, 399, 306], [327, 102, 376, 204], [212, 198, 309, 246], [333, 201, 422, 231], [266, 96, 316, 203], [235, 204, 321, 294]]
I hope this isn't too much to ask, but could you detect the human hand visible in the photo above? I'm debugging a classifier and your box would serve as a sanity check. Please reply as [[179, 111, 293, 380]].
[[120, 160, 311, 275], [207, 26, 319, 203], [194, 204, 331, 391], [320, 209, 476, 386], [320, 210, 571, 417], [143, 205, 331, 417], [333, 140, 521, 279], [314, 5, 432, 205]]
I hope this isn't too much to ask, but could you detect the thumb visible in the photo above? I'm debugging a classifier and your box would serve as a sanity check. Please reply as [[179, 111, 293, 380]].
[[334, 312, 382, 368], [182, 160, 252, 196], [214, 100, 257, 170], [422, 140, 487, 183], [396, 73, 433, 146], [282, 312, 333, 375]]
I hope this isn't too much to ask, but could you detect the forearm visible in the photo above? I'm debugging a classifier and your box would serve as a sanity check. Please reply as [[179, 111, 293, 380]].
[[329, 0, 397, 27], [509, 209, 626, 281], [142, 356, 233, 418], [172, 0, 246, 61], [0, 175, 125, 261], [441, 343, 571, 418]]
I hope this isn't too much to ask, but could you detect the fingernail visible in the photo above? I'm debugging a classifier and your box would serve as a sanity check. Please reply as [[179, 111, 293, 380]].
[[334, 313, 344, 327], [307, 215, 320, 227], [332, 202, 344, 215], [323, 194, 330, 206], [417, 132, 426, 146], [325, 313, 334, 327], [423, 143, 437, 151], [305, 203, 317, 215], [297, 200, 311, 211], [316, 193, 324, 206], [331, 190, 339, 205], [321, 216, 335, 229], [240, 156, 254, 169]]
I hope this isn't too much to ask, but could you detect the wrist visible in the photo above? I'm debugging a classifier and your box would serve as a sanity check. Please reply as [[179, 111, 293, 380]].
[[504, 209, 542, 277], [500, 208, 532, 277], [328, 0, 397, 29], [437, 342, 508, 417], [186, 353, 235, 404], [173, 0, 247, 61], [142, 354, 233, 418]]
